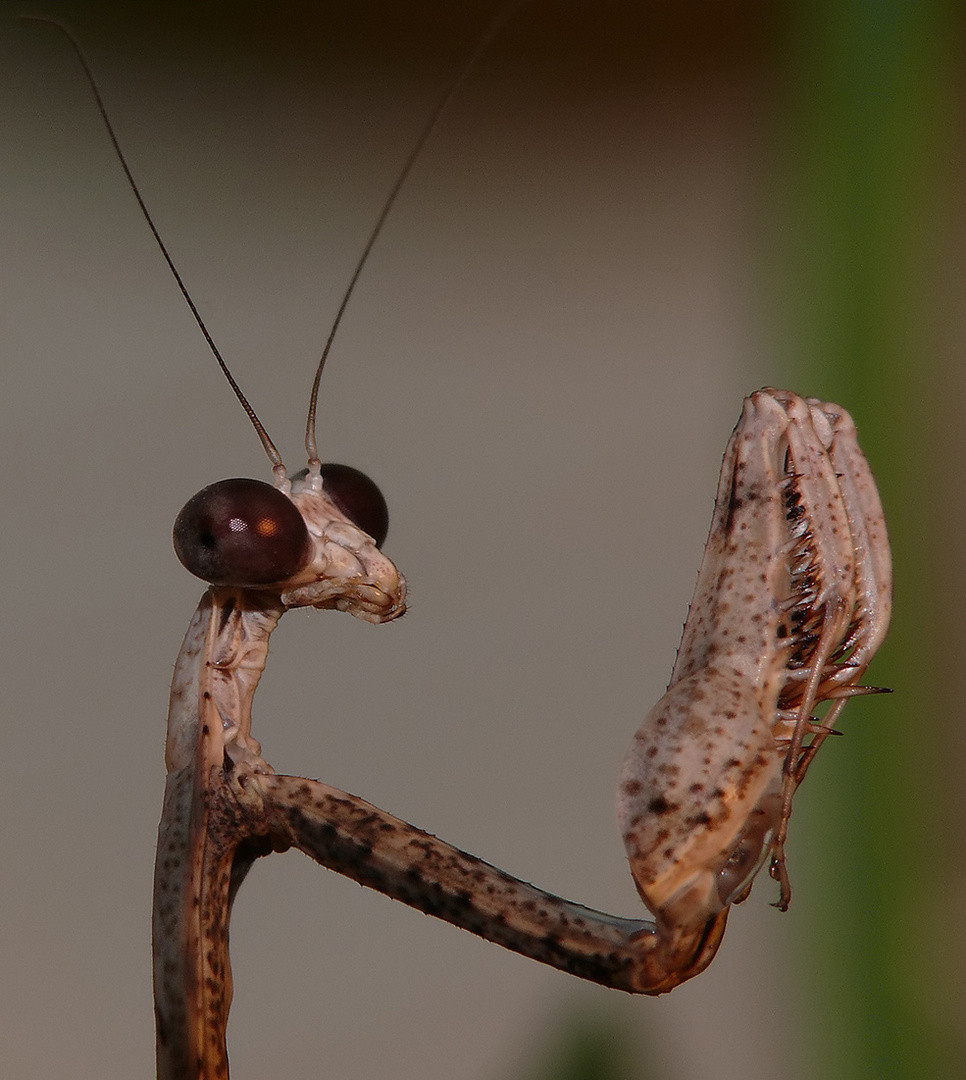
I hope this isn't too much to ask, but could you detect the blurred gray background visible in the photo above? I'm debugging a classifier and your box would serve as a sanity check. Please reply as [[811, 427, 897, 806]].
[[2, 3, 946, 1079]]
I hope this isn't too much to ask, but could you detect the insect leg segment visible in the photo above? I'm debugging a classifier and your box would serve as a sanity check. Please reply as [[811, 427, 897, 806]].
[[618, 392, 801, 938], [618, 389, 891, 933], [766, 393, 892, 904], [154, 587, 285, 1079], [254, 773, 706, 994]]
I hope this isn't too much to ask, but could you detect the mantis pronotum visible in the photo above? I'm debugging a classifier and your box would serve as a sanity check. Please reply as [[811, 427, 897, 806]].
[[13, 10, 890, 1080]]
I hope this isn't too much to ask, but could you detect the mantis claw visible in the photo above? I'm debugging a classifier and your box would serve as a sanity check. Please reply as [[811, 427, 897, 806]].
[[618, 388, 891, 942]]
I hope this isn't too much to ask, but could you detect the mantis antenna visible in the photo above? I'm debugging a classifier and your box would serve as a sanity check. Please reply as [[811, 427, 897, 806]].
[[20, 15, 284, 474], [23, 6, 523, 484], [303, 2, 524, 466]]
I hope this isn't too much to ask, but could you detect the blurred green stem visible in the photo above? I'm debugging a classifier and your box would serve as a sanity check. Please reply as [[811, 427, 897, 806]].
[[772, 2, 962, 1077]]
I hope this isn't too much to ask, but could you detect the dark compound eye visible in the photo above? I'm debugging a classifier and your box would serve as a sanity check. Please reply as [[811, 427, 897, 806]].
[[173, 478, 312, 586], [318, 463, 389, 548]]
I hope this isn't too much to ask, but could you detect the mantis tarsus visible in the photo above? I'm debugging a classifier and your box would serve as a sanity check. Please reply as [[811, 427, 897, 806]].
[[18, 10, 894, 1080]]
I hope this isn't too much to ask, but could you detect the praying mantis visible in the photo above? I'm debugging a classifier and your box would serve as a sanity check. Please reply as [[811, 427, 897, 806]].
[[7, 9, 893, 1080], [155, 385, 890, 1078]]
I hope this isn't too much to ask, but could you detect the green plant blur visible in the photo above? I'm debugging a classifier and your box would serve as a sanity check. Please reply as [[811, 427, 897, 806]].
[[771, 2, 963, 1078], [514, 1011, 639, 1080]]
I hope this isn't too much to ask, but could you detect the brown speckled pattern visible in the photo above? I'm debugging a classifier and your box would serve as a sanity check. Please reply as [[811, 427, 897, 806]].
[[154, 391, 891, 1077], [618, 389, 891, 932], [155, 588, 285, 1079], [256, 772, 725, 995]]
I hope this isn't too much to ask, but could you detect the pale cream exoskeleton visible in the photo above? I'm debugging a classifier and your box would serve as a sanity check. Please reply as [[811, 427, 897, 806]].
[[162, 465, 406, 775], [618, 388, 892, 968]]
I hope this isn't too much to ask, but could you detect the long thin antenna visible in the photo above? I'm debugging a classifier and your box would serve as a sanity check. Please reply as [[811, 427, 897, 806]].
[[304, 1, 523, 465], [22, 15, 285, 474]]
